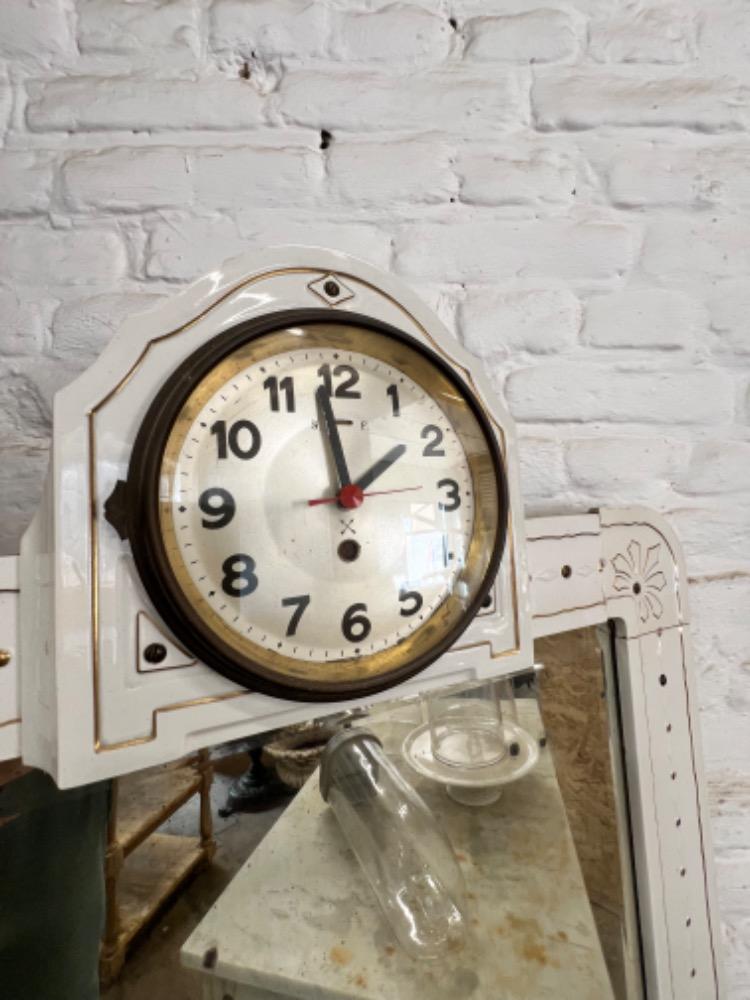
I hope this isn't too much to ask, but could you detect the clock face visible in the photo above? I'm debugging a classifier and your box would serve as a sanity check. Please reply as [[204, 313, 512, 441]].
[[126, 312, 507, 700]]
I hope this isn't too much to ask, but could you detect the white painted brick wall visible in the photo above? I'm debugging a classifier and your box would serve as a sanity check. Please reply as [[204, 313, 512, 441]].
[[584, 289, 706, 350], [209, 0, 328, 61], [456, 143, 577, 206], [533, 69, 750, 131], [78, 0, 200, 58], [332, 5, 453, 66], [0, 1, 748, 990], [588, 7, 697, 65], [464, 10, 582, 64]]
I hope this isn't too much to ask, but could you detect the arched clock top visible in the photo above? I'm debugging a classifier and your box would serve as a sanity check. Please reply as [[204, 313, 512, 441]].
[[16, 247, 531, 780]]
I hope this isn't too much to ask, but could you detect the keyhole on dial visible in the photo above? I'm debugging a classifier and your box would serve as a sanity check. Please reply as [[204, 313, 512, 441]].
[[338, 539, 361, 562]]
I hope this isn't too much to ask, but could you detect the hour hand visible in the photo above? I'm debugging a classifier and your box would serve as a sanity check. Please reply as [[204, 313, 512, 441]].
[[316, 385, 351, 490], [355, 444, 406, 492]]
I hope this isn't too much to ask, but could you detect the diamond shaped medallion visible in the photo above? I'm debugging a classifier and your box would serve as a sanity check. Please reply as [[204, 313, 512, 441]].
[[307, 273, 355, 307]]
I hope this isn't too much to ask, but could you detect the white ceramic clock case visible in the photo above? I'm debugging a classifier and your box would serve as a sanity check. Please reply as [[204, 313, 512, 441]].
[[15, 247, 532, 787]]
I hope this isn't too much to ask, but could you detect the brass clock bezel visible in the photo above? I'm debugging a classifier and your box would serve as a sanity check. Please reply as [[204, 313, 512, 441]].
[[124, 309, 508, 701]]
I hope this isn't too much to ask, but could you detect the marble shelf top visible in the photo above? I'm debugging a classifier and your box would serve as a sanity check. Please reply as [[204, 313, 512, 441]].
[[182, 699, 615, 1000]]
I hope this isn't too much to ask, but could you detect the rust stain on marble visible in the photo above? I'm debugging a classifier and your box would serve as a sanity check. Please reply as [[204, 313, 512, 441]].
[[521, 940, 550, 966], [330, 945, 352, 966], [493, 914, 561, 969]]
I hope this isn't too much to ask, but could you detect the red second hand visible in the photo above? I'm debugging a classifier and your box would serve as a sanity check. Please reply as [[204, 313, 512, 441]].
[[307, 485, 423, 507]]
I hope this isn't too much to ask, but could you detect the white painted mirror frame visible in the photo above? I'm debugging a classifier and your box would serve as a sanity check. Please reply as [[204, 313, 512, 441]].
[[528, 508, 725, 999], [0, 248, 725, 998]]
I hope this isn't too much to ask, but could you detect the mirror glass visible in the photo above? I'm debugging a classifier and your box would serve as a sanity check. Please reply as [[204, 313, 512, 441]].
[[108, 626, 646, 1000], [536, 625, 644, 1000], [354, 625, 645, 999]]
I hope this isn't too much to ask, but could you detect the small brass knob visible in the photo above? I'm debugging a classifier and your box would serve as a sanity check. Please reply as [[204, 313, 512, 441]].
[[0, 649, 11, 668]]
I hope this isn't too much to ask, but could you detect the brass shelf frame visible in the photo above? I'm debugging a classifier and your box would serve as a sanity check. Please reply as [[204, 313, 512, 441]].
[[99, 749, 215, 985]]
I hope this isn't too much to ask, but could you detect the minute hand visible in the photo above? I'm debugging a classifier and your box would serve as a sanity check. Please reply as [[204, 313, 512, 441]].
[[316, 386, 351, 490], [355, 444, 407, 492]]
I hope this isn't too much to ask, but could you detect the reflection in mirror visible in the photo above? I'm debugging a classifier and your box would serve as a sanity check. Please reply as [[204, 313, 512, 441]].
[[536, 625, 644, 1000], [365, 631, 645, 999], [181, 627, 648, 1000]]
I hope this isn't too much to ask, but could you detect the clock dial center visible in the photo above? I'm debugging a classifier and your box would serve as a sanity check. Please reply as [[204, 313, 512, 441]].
[[338, 484, 364, 509]]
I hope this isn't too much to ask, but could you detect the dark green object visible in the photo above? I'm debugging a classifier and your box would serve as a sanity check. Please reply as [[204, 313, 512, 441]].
[[0, 769, 110, 1000], [218, 746, 291, 817]]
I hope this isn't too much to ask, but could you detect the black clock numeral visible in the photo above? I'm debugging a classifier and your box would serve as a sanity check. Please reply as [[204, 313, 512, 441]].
[[335, 365, 360, 398], [421, 424, 445, 457], [386, 383, 400, 417], [437, 478, 461, 512], [342, 602, 371, 643], [317, 364, 333, 397], [264, 375, 295, 413], [282, 594, 310, 637], [198, 488, 235, 529], [317, 363, 361, 399], [399, 589, 423, 617], [221, 554, 258, 597], [211, 420, 261, 460]]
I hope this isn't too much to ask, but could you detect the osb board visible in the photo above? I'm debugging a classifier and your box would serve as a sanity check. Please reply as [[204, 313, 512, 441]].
[[535, 628, 625, 921]]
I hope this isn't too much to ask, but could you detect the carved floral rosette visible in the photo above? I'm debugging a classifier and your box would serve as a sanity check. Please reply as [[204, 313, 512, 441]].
[[600, 510, 687, 636]]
